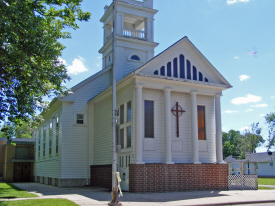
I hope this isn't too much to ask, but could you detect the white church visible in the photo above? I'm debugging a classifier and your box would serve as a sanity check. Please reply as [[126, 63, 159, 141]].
[[33, 0, 232, 192]]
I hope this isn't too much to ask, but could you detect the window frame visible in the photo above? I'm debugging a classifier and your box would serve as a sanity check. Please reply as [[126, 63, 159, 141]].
[[197, 105, 206, 140], [144, 100, 154, 138]]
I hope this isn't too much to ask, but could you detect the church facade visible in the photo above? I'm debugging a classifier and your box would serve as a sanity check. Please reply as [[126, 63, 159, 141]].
[[33, 0, 231, 192]]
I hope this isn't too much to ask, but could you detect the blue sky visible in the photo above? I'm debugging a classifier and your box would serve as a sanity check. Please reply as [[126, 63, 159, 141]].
[[59, 0, 275, 152]]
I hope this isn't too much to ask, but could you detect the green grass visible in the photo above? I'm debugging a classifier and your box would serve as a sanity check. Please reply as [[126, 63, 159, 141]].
[[258, 178, 275, 185], [0, 199, 79, 206], [0, 183, 37, 198], [258, 186, 275, 190]]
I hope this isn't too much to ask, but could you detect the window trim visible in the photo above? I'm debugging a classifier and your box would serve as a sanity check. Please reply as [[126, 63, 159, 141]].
[[197, 105, 206, 140], [74, 112, 86, 126], [127, 53, 143, 63], [144, 100, 154, 138]]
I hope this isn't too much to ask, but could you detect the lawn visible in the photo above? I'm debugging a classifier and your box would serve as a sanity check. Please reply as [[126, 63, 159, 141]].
[[258, 186, 275, 190], [0, 183, 37, 198], [0, 199, 79, 206], [258, 178, 275, 185]]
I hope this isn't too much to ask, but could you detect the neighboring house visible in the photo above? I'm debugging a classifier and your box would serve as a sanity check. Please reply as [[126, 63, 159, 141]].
[[1, 138, 35, 183], [248, 152, 275, 177], [33, 0, 232, 192]]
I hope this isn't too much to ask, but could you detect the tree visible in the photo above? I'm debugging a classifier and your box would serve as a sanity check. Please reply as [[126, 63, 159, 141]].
[[0, 123, 15, 138], [265, 112, 275, 150], [0, 120, 34, 139], [240, 122, 265, 156], [222, 129, 242, 158], [0, 0, 91, 141]]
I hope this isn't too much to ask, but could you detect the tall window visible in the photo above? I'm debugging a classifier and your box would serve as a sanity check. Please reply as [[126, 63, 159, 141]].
[[127, 126, 131, 148], [144, 100, 154, 138], [43, 126, 46, 156], [197, 106, 206, 140], [38, 129, 41, 158], [49, 122, 52, 155], [120, 104, 124, 124], [56, 116, 59, 154], [127, 101, 131, 122], [180, 54, 185, 78], [193, 66, 197, 80], [173, 58, 178, 77], [187, 60, 191, 80], [167, 62, 171, 77], [120, 128, 124, 148]]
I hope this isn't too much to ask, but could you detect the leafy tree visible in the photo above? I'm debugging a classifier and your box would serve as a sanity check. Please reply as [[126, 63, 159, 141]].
[[222, 129, 242, 158], [265, 112, 275, 150], [0, 120, 34, 139], [0, 123, 15, 138], [240, 122, 265, 156], [0, 0, 91, 141]]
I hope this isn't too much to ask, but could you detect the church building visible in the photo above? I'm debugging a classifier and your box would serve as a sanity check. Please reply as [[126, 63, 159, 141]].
[[33, 0, 232, 192]]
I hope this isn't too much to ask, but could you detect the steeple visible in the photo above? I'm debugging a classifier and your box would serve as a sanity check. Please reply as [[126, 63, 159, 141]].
[[99, 0, 159, 81]]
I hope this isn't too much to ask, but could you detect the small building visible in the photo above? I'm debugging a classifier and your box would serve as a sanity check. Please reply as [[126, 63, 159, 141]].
[[248, 152, 275, 177], [2, 138, 35, 183]]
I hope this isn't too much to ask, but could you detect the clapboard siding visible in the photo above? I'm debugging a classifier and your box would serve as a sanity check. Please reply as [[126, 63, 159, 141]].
[[94, 96, 112, 165], [60, 70, 111, 178], [34, 107, 62, 179], [142, 89, 216, 163], [123, 48, 146, 78], [257, 162, 274, 176]]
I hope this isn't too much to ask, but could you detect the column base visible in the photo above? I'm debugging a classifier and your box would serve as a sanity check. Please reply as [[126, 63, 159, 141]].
[[193, 161, 201, 164], [165, 161, 174, 164], [217, 160, 227, 164], [135, 161, 145, 164]]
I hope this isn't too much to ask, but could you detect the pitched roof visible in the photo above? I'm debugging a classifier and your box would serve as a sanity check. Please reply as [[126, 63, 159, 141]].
[[249, 152, 275, 162]]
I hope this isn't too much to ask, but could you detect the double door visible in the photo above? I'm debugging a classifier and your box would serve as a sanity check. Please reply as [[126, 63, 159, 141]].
[[13, 162, 31, 182], [118, 154, 131, 191]]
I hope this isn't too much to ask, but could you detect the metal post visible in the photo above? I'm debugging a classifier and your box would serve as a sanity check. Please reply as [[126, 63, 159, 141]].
[[109, 0, 122, 206]]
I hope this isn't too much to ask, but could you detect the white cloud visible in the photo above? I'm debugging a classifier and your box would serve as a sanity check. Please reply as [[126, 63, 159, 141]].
[[223, 110, 238, 113], [239, 126, 249, 131], [230, 94, 261, 105], [260, 114, 266, 117], [239, 75, 250, 81], [244, 109, 253, 112], [234, 56, 240, 59], [227, 0, 251, 5], [67, 56, 88, 75], [251, 104, 268, 108]]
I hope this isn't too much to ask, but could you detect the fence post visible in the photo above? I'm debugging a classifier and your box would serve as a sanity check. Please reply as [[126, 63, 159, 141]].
[[254, 163, 257, 175], [228, 162, 231, 175], [240, 162, 244, 175]]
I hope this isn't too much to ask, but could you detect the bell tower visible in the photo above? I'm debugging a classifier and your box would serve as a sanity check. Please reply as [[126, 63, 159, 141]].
[[99, 0, 159, 81]]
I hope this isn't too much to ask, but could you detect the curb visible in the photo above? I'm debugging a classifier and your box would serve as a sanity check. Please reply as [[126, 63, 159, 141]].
[[186, 199, 275, 206]]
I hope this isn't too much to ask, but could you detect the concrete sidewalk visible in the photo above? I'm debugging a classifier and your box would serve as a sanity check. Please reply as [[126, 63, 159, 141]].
[[1, 183, 275, 206]]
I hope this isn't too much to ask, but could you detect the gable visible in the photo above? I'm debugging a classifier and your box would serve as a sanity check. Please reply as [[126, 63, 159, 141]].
[[134, 37, 231, 88]]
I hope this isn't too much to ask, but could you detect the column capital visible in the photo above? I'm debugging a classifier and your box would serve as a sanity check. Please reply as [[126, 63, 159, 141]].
[[215, 93, 223, 98], [163, 87, 171, 92], [135, 84, 143, 89], [190, 90, 198, 95]]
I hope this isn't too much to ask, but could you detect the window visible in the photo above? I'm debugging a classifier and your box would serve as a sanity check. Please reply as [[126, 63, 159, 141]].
[[56, 116, 59, 154], [154, 70, 158, 75], [127, 101, 131, 122], [76, 114, 84, 124], [193, 66, 197, 80], [180, 54, 185, 78], [131, 55, 140, 61], [144, 100, 154, 138], [43, 126, 46, 156], [187, 60, 191, 80], [197, 106, 206, 140], [49, 122, 52, 155], [199, 72, 203, 81], [173, 58, 178, 77], [56, 116, 59, 128], [127, 126, 131, 148], [120, 104, 124, 124], [270, 162, 274, 167], [160, 66, 165, 76], [205, 78, 209, 82], [167, 62, 171, 77], [120, 128, 124, 148], [38, 130, 41, 158]]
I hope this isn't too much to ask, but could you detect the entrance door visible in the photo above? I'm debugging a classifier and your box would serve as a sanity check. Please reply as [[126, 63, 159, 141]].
[[13, 162, 31, 182], [118, 154, 130, 191]]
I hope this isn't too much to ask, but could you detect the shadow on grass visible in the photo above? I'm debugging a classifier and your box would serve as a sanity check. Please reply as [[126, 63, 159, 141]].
[[0, 183, 37, 199]]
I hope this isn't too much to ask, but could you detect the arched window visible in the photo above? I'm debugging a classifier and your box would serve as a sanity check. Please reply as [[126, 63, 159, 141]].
[[199, 72, 203, 81], [160, 66, 165, 76], [131, 55, 140, 61], [173, 58, 178, 77], [180, 55, 185, 79], [154, 70, 158, 75], [193, 66, 197, 80], [167, 62, 171, 77], [187, 60, 191, 80], [205, 78, 209, 82]]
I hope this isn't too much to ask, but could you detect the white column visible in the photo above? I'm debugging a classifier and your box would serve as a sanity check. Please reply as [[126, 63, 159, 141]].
[[164, 88, 174, 164], [215, 94, 225, 164], [191, 91, 201, 164], [135, 85, 144, 164]]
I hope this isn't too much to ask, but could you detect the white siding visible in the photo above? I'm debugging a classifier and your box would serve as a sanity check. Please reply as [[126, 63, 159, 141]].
[[60, 70, 111, 179], [94, 96, 112, 165], [142, 89, 216, 163], [257, 162, 274, 176]]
